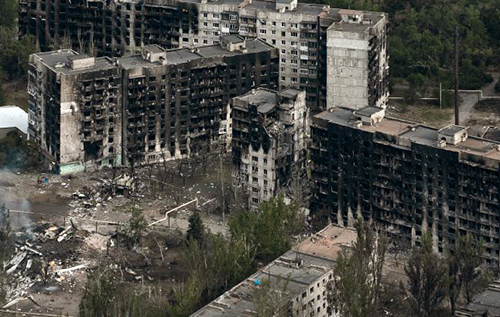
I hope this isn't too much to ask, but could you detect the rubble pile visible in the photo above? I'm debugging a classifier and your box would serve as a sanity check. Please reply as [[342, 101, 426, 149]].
[[69, 174, 146, 215], [3, 222, 88, 305]]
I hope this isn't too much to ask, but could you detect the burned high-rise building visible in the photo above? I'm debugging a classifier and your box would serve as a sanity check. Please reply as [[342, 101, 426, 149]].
[[326, 9, 389, 110], [231, 88, 309, 209], [19, 0, 388, 113], [28, 36, 278, 174], [19, 0, 200, 56], [28, 50, 122, 174], [310, 107, 500, 266], [120, 36, 279, 166]]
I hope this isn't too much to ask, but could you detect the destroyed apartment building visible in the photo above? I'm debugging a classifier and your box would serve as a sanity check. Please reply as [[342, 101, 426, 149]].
[[310, 107, 500, 266], [28, 36, 279, 174], [231, 88, 309, 209], [28, 51, 123, 174], [191, 224, 357, 317], [19, 0, 388, 113]]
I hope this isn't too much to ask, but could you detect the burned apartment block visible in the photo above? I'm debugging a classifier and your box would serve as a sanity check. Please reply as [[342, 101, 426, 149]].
[[231, 88, 309, 209], [310, 107, 500, 266], [28, 50, 122, 174], [19, 0, 388, 113], [120, 36, 278, 166], [19, 0, 199, 56], [28, 36, 278, 173]]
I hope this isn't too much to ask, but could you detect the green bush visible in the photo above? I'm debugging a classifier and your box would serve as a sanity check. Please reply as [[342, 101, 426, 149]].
[[495, 80, 500, 93]]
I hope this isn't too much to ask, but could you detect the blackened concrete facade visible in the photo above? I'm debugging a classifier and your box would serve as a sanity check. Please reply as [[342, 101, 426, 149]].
[[19, 0, 388, 114], [19, 0, 200, 56], [310, 107, 500, 266], [28, 50, 122, 174], [28, 37, 278, 174], [120, 38, 279, 166]]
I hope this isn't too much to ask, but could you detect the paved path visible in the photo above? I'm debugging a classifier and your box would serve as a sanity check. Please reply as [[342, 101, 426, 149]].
[[482, 72, 500, 96], [451, 91, 481, 125]]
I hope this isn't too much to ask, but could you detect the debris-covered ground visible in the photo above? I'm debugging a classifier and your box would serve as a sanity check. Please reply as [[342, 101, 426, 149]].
[[0, 157, 232, 316]]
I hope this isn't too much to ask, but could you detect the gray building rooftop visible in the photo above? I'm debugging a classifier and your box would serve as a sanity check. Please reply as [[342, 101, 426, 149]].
[[233, 88, 277, 114], [355, 106, 383, 117], [457, 279, 500, 316], [191, 225, 356, 317], [120, 37, 274, 69], [239, 0, 328, 18], [33, 49, 117, 75], [314, 107, 500, 166], [327, 10, 386, 33], [279, 88, 302, 99], [438, 124, 468, 136]]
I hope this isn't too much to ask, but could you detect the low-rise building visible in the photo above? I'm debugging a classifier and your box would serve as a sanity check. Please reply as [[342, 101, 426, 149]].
[[191, 224, 357, 317], [231, 87, 309, 209], [0, 106, 28, 139], [456, 279, 500, 316]]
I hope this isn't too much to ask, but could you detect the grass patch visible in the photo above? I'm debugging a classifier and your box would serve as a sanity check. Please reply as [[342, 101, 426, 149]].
[[388, 101, 453, 128], [418, 106, 454, 125]]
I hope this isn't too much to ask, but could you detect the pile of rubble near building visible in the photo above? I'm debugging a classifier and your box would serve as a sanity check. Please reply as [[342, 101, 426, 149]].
[[2, 221, 88, 309]]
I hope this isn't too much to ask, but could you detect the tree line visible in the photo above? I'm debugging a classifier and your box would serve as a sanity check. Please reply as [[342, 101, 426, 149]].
[[305, 0, 500, 91], [329, 218, 494, 317], [78, 195, 306, 317], [0, 0, 35, 106]]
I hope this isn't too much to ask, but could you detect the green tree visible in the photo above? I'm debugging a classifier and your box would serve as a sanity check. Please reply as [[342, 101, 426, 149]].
[[111, 274, 202, 317], [0, 67, 4, 106], [186, 211, 205, 243], [0, 27, 35, 80], [252, 275, 291, 317], [327, 218, 387, 317], [404, 233, 448, 317], [0, 204, 12, 306], [0, 0, 17, 28], [230, 195, 305, 263], [79, 267, 116, 317], [448, 234, 486, 306], [124, 207, 147, 246], [183, 232, 255, 301]]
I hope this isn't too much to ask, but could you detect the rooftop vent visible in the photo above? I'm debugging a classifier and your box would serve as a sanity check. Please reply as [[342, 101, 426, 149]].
[[354, 106, 385, 126], [338, 9, 364, 23], [67, 55, 95, 70], [276, 0, 297, 12], [141, 45, 167, 63], [438, 125, 468, 145]]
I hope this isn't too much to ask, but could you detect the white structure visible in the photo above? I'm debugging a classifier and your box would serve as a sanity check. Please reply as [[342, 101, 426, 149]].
[[0, 106, 28, 139]]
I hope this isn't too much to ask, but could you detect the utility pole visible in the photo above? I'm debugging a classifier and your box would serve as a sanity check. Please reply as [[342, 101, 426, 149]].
[[439, 82, 442, 109], [454, 25, 460, 125]]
